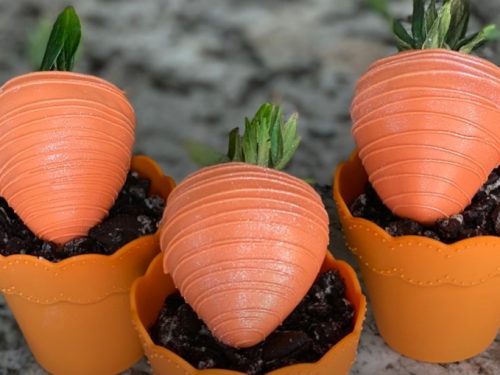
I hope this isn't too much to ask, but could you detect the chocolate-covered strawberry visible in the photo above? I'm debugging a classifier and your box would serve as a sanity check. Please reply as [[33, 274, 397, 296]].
[[351, 0, 500, 224], [0, 7, 135, 244], [160, 104, 329, 348]]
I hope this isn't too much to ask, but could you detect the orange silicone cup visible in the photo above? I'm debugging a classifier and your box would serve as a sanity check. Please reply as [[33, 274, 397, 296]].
[[333, 151, 500, 363], [0, 155, 175, 375], [130, 251, 366, 375]]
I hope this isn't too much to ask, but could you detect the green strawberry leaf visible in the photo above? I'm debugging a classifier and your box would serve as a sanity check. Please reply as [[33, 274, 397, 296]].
[[185, 141, 229, 167], [40, 6, 81, 71]]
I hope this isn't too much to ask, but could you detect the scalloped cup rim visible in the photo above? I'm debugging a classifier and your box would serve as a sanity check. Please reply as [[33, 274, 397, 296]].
[[0, 155, 176, 303], [0, 232, 156, 267], [131, 252, 366, 375], [0, 154, 174, 267]]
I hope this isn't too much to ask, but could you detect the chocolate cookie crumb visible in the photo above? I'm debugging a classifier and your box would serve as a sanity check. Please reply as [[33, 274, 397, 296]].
[[151, 269, 354, 374], [0, 171, 165, 261], [349, 166, 500, 243]]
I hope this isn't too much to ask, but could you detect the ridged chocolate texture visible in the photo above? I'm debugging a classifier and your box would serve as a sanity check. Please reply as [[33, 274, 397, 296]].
[[160, 162, 329, 348], [0, 72, 135, 244], [351, 49, 500, 224]]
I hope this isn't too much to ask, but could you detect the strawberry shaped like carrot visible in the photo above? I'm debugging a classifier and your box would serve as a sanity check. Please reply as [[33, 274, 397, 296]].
[[0, 7, 135, 244], [160, 104, 329, 348], [351, 0, 500, 224]]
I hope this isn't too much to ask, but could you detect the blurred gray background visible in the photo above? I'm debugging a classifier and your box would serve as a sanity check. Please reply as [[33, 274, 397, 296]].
[[0, 1, 499, 374], [1, 0, 498, 184]]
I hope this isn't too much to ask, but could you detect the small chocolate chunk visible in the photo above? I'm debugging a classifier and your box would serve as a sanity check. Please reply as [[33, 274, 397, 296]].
[[128, 177, 150, 200], [461, 227, 490, 239], [0, 202, 14, 229], [463, 198, 495, 229], [422, 229, 440, 241], [59, 237, 105, 258], [89, 214, 143, 251], [32, 242, 58, 262], [350, 193, 368, 218], [109, 194, 142, 216], [281, 298, 310, 330], [435, 215, 464, 242], [306, 302, 333, 318], [3, 237, 28, 256], [176, 304, 202, 337], [223, 346, 263, 374], [317, 269, 346, 301], [262, 331, 312, 362], [137, 215, 156, 235], [310, 321, 343, 351], [330, 297, 355, 329], [385, 219, 422, 237], [144, 195, 166, 218], [491, 206, 500, 235]]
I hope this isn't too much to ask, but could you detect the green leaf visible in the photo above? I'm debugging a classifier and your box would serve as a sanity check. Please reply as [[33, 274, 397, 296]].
[[459, 24, 497, 53], [422, 1, 452, 49], [281, 113, 299, 151], [185, 141, 229, 167], [28, 19, 53, 70], [275, 113, 300, 170], [235, 103, 301, 169], [275, 136, 301, 171], [366, 0, 391, 21], [424, 0, 438, 34], [486, 27, 500, 41], [270, 113, 284, 167], [447, 0, 470, 49], [302, 177, 317, 185], [412, 0, 426, 45], [393, 19, 415, 50], [256, 119, 271, 167], [242, 118, 258, 165], [40, 6, 81, 71], [227, 127, 243, 162]]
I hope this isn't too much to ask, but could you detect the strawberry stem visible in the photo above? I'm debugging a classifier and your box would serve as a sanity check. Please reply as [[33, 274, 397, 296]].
[[185, 103, 301, 170], [392, 0, 497, 53], [228, 103, 301, 170]]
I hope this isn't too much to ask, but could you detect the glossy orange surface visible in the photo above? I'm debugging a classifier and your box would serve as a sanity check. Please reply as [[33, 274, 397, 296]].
[[0, 71, 136, 244], [351, 49, 500, 224], [0, 156, 175, 375], [160, 162, 329, 348], [334, 152, 500, 362], [131, 252, 366, 375]]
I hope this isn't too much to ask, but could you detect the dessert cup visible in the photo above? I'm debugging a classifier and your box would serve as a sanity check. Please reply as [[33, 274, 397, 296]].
[[0, 155, 175, 375], [161, 162, 330, 348], [130, 251, 366, 375], [333, 151, 500, 363]]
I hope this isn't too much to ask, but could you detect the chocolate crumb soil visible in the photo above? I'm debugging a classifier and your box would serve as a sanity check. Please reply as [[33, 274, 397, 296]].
[[151, 269, 354, 375], [349, 166, 500, 243], [0, 171, 165, 262]]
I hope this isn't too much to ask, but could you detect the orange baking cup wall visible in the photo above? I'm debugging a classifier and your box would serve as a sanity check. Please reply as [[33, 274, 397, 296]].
[[351, 49, 500, 224], [334, 151, 500, 363], [131, 251, 366, 375], [0, 155, 175, 375], [0, 71, 136, 244]]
